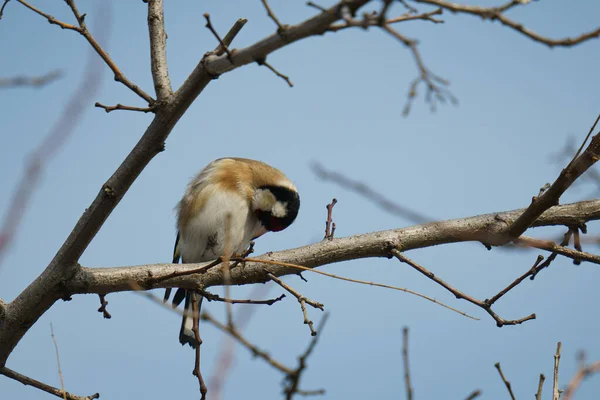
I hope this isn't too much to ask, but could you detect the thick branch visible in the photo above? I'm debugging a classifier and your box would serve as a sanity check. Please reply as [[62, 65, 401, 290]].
[[64, 199, 600, 297], [147, 0, 173, 100]]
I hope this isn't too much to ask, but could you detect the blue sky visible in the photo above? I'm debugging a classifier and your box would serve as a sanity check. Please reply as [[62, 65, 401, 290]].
[[1, 1, 600, 399]]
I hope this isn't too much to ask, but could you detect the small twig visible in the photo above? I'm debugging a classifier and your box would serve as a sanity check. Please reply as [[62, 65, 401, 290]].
[[530, 228, 573, 280], [201, 311, 294, 374], [94, 102, 156, 114], [535, 374, 545, 400], [17, 0, 154, 103], [516, 235, 600, 265], [0, 70, 62, 88], [402, 327, 414, 400], [284, 313, 329, 399], [266, 272, 323, 336], [97, 294, 111, 319], [563, 360, 600, 400], [0, 0, 10, 20], [306, 1, 327, 12], [508, 113, 600, 240], [553, 342, 562, 400], [201, 290, 286, 305], [191, 295, 207, 400], [260, 0, 285, 32], [393, 250, 534, 327], [240, 257, 478, 320], [485, 255, 544, 306], [324, 198, 337, 240], [0, 367, 99, 400], [50, 323, 67, 400], [215, 18, 248, 56], [204, 13, 233, 60], [494, 362, 516, 400], [465, 389, 482, 400], [256, 58, 294, 87], [152, 258, 223, 283]]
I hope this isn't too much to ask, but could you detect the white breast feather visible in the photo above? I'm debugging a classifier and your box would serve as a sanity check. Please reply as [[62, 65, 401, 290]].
[[179, 189, 262, 263]]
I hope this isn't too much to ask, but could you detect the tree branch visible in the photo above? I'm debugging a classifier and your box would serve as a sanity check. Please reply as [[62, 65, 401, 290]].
[[413, 0, 600, 48], [0, 367, 98, 400], [0, 70, 62, 88], [147, 0, 172, 100]]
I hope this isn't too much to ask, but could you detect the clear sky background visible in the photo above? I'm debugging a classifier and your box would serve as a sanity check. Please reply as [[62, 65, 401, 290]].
[[1, 1, 600, 399]]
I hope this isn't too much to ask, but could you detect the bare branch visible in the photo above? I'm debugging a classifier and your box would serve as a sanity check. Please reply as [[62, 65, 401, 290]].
[[0, 367, 98, 400], [94, 102, 156, 114], [147, 0, 172, 100], [201, 311, 294, 375], [494, 362, 516, 400], [393, 251, 535, 327], [413, 0, 600, 47], [215, 18, 248, 56], [204, 13, 234, 60], [0, 0, 10, 20], [17, 0, 154, 104], [201, 290, 286, 305], [563, 360, 600, 400], [256, 58, 294, 87], [0, 70, 62, 88], [323, 198, 337, 240], [260, 0, 286, 32], [516, 235, 600, 265], [465, 390, 482, 400], [402, 327, 414, 400], [553, 342, 562, 400], [50, 324, 67, 400], [508, 113, 600, 240], [535, 374, 546, 400], [97, 294, 111, 319], [267, 272, 324, 336]]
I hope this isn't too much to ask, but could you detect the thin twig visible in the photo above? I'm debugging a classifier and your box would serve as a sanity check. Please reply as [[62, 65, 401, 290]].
[[516, 235, 600, 265], [256, 58, 294, 87], [241, 257, 479, 321], [413, 0, 600, 48], [50, 323, 67, 400], [260, 0, 285, 31], [0, 0, 10, 20], [530, 229, 573, 280], [17, 0, 154, 103], [204, 13, 233, 60], [402, 327, 413, 400], [201, 311, 294, 375], [0, 367, 99, 400], [284, 313, 329, 399], [508, 113, 600, 240], [485, 255, 544, 305], [494, 362, 516, 400], [267, 272, 323, 336], [535, 374, 545, 400], [214, 18, 248, 56], [324, 198, 337, 240], [191, 295, 207, 400], [465, 389, 481, 400], [306, 1, 327, 12], [94, 102, 156, 114], [0, 70, 62, 88], [393, 250, 534, 327], [97, 294, 111, 319], [563, 360, 600, 400], [553, 342, 562, 400], [201, 290, 286, 305]]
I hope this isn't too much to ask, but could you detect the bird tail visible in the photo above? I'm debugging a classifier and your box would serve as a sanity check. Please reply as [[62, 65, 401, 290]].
[[163, 232, 181, 302], [179, 291, 201, 348]]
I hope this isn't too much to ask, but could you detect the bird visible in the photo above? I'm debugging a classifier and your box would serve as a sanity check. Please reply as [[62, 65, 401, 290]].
[[164, 157, 300, 348]]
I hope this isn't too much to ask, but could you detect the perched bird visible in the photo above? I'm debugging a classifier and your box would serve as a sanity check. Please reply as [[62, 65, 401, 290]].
[[164, 158, 300, 348]]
